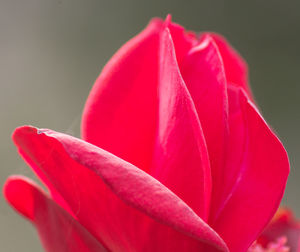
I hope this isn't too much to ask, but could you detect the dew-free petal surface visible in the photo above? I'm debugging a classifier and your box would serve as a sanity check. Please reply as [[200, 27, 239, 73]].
[[212, 88, 289, 252], [166, 18, 197, 65], [12, 126, 228, 252], [82, 18, 162, 172], [205, 33, 252, 98], [180, 34, 229, 222], [151, 27, 212, 220], [3, 176, 107, 252]]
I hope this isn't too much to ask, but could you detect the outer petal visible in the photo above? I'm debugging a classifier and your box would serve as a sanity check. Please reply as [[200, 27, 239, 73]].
[[150, 26, 212, 220], [258, 208, 300, 252], [204, 33, 253, 98], [180, 34, 229, 222], [81, 18, 163, 172], [12, 126, 228, 252], [212, 87, 289, 252], [3, 176, 107, 252], [81, 17, 197, 174]]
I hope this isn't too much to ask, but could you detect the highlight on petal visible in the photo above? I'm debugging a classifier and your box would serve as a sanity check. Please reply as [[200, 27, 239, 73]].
[[150, 26, 212, 221], [3, 176, 107, 252], [81, 18, 163, 172], [12, 126, 228, 252], [212, 87, 289, 252], [166, 18, 197, 65], [204, 33, 253, 99], [180, 34, 229, 222]]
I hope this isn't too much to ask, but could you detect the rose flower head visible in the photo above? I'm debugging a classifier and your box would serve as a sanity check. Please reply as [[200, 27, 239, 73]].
[[3, 16, 292, 252]]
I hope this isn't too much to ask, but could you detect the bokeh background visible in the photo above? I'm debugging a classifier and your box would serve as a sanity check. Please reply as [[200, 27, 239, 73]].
[[0, 0, 299, 251]]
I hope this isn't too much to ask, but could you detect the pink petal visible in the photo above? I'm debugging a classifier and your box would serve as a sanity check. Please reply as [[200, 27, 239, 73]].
[[3, 176, 107, 252], [211, 85, 247, 221], [204, 33, 253, 99], [180, 34, 229, 222], [150, 26, 212, 220], [212, 87, 289, 252], [81, 18, 163, 172], [12, 126, 228, 252], [166, 17, 197, 65]]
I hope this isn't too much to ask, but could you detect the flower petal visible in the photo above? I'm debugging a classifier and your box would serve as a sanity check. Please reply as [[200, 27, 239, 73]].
[[204, 33, 253, 98], [212, 87, 289, 252], [12, 126, 228, 252], [3, 176, 107, 252], [166, 18, 197, 65], [81, 18, 163, 172], [180, 34, 229, 222], [150, 27, 212, 220]]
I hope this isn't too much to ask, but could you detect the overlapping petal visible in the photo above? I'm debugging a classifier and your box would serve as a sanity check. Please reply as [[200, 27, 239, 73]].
[[4, 176, 107, 252], [12, 126, 228, 252], [81, 17, 197, 175], [82, 19, 163, 172], [151, 26, 211, 220], [166, 17, 197, 64], [205, 33, 252, 98], [212, 87, 289, 252], [180, 34, 229, 222]]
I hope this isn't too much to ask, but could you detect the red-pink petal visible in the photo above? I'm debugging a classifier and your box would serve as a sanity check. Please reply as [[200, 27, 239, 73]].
[[81, 18, 163, 172], [180, 34, 229, 222], [167, 18, 197, 65], [212, 88, 289, 252], [211, 85, 247, 221], [150, 27, 212, 220], [204, 33, 253, 99], [3, 176, 107, 252], [12, 126, 228, 252]]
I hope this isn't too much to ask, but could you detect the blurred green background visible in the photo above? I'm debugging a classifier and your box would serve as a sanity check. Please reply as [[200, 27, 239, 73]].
[[0, 0, 299, 251]]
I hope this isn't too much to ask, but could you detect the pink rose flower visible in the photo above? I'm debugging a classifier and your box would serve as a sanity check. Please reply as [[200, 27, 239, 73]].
[[3, 16, 290, 252]]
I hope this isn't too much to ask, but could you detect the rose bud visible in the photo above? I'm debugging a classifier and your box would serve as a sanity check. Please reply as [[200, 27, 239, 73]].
[[4, 16, 290, 252]]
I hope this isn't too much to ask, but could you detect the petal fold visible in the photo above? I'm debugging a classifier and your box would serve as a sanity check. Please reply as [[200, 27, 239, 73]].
[[12, 125, 228, 252]]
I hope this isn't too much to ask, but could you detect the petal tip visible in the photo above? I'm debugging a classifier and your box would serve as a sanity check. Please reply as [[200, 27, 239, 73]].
[[165, 14, 172, 25], [3, 176, 36, 221], [12, 125, 37, 143]]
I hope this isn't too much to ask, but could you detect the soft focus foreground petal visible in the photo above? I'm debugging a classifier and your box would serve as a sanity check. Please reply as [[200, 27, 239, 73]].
[[3, 176, 107, 252], [151, 27, 212, 220], [213, 87, 289, 252], [258, 208, 300, 252], [82, 18, 163, 172], [13, 126, 228, 252], [180, 34, 229, 222], [205, 33, 252, 98]]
